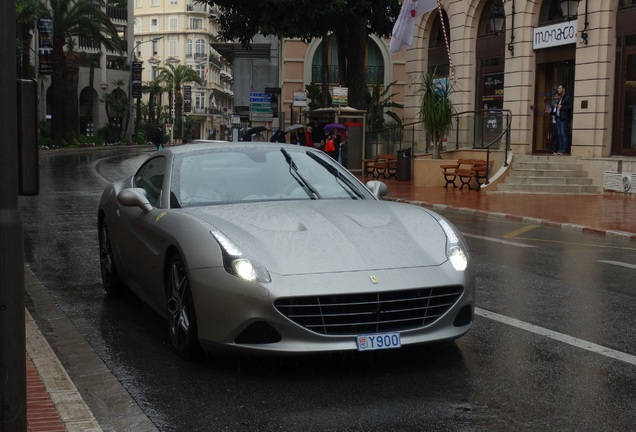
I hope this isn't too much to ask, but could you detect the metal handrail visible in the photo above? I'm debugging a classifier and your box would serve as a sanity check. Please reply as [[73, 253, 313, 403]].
[[366, 109, 513, 185], [451, 109, 513, 184]]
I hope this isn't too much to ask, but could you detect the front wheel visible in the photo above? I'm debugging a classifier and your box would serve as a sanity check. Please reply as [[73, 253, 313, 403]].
[[166, 254, 202, 360], [99, 221, 125, 295]]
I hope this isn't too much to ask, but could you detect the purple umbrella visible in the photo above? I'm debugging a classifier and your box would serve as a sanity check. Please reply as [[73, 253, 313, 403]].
[[323, 123, 347, 131]]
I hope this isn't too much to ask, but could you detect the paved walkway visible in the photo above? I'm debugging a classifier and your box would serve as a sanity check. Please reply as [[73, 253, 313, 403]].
[[24, 178, 636, 431]]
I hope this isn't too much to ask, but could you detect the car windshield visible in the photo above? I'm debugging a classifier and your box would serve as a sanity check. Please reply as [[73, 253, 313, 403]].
[[173, 146, 370, 207]]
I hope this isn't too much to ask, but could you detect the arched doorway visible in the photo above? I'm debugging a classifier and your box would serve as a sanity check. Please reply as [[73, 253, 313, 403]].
[[79, 87, 99, 137], [476, 0, 506, 148], [615, 0, 636, 156], [428, 8, 451, 76], [533, 0, 576, 153]]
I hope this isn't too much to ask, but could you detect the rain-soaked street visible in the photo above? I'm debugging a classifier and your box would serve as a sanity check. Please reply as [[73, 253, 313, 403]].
[[19, 147, 636, 431]]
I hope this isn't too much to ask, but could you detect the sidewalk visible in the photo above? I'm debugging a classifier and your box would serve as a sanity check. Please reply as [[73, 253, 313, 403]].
[[24, 179, 636, 431]]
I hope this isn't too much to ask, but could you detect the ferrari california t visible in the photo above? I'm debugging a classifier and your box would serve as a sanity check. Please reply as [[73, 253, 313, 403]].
[[98, 142, 475, 359]]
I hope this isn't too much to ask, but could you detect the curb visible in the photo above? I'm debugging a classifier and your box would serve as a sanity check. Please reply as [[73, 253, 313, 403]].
[[26, 309, 102, 432], [388, 197, 636, 242]]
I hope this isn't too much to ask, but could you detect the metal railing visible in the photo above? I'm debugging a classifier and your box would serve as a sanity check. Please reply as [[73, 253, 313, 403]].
[[450, 109, 513, 183], [311, 65, 384, 84], [366, 109, 512, 184]]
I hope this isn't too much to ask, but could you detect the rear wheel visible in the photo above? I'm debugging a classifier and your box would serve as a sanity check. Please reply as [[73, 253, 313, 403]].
[[166, 254, 202, 359], [99, 222, 125, 295]]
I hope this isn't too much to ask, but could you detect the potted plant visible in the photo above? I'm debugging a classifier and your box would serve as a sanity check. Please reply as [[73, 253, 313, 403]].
[[418, 71, 456, 159]]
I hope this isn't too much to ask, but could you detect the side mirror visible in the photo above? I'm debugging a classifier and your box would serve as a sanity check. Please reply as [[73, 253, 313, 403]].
[[366, 180, 388, 199], [117, 188, 153, 213]]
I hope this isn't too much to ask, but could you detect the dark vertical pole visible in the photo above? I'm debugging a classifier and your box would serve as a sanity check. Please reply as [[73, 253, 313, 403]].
[[0, 0, 27, 430]]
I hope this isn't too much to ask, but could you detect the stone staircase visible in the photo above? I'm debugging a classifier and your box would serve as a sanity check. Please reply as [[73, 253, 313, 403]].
[[494, 155, 602, 194]]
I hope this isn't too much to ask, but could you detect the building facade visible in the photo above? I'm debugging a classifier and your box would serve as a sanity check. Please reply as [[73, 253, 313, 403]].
[[133, 0, 233, 141], [38, 1, 133, 140], [400, 0, 636, 166]]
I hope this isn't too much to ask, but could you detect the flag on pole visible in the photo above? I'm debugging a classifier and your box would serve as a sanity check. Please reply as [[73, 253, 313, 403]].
[[390, 0, 438, 54], [204, 67, 209, 79]]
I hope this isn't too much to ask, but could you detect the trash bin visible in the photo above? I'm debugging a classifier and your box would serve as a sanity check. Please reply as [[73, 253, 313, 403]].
[[397, 148, 411, 181]]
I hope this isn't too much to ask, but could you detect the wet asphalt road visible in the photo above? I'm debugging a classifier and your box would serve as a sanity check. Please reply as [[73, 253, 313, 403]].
[[19, 147, 636, 431]]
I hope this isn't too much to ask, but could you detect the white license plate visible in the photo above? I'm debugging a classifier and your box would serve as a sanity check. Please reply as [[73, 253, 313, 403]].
[[356, 332, 401, 352]]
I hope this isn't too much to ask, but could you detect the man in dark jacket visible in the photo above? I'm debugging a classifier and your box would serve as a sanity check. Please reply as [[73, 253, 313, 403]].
[[556, 84, 573, 154]]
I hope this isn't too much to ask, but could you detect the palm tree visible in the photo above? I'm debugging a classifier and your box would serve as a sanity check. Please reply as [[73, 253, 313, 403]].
[[101, 78, 128, 141], [142, 79, 166, 137], [418, 71, 456, 159], [157, 63, 203, 138], [16, 0, 47, 78], [366, 80, 403, 132], [48, 0, 122, 146]]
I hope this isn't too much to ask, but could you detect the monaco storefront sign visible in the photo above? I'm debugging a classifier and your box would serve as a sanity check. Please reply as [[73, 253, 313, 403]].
[[533, 20, 578, 50]]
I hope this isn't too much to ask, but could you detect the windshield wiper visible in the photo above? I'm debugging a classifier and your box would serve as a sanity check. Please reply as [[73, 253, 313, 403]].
[[306, 152, 365, 199], [280, 148, 321, 199]]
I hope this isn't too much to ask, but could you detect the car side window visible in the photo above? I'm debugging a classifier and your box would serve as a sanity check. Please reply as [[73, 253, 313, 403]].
[[134, 156, 166, 207]]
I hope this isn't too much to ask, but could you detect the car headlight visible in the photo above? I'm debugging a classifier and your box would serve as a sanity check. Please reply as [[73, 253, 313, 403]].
[[210, 230, 271, 283], [437, 219, 469, 272]]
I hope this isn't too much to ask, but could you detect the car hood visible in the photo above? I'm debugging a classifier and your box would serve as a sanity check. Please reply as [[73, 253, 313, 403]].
[[185, 200, 449, 275]]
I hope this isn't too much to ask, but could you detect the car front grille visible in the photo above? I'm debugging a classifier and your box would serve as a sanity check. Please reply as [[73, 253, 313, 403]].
[[274, 286, 463, 335]]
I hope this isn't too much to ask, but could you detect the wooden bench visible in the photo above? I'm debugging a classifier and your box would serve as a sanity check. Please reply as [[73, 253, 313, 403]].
[[363, 154, 398, 179], [440, 159, 491, 190]]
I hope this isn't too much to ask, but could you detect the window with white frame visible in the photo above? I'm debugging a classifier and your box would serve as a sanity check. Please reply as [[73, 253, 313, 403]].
[[186, 39, 193, 58], [195, 39, 206, 60], [190, 18, 202, 30], [151, 66, 157, 81], [169, 36, 177, 56], [151, 0, 159, 6], [195, 64, 205, 81], [195, 93, 204, 110], [168, 16, 178, 31], [135, 0, 142, 8], [134, 18, 141, 33], [150, 17, 159, 32]]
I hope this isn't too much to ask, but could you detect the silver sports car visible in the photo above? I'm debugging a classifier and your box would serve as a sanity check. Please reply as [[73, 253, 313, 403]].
[[98, 142, 475, 359]]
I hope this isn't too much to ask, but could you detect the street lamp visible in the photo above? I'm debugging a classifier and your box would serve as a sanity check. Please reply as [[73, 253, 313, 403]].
[[129, 36, 163, 141], [559, 0, 580, 21], [489, 1, 505, 36]]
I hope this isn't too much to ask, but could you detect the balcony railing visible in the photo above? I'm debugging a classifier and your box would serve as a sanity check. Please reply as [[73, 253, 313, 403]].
[[311, 65, 384, 84], [77, 36, 126, 54], [209, 55, 222, 68], [107, 6, 128, 22], [187, 3, 207, 12], [78, 35, 100, 50]]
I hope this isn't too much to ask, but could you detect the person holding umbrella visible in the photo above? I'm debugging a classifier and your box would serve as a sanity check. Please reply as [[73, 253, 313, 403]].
[[270, 129, 286, 143], [321, 129, 339, 159]]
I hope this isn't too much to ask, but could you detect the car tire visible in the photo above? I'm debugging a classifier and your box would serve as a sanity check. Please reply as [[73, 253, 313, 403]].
[[166, 254, 202, 360], [99, 221, 126, 295]]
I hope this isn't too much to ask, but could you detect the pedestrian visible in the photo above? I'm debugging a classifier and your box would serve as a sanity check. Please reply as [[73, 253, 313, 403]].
[[295, 128, 306, 146], [551, 92, 560, 154], [322, 130, 339, 159], [337, 136, 347, 166], [153, 126, 164, 151], [305, 126, 313, 147], [555, 84, 573, 154], [270, 129, 286, 143]]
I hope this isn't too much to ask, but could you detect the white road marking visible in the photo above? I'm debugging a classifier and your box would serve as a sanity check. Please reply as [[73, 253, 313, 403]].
[[598, 260, 636, 270], [463, 233, 536, 248], [475, 307, 636, 366]]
